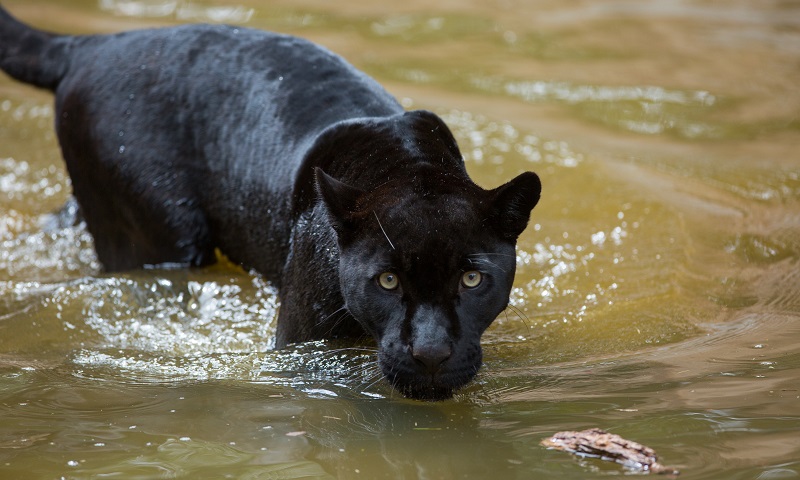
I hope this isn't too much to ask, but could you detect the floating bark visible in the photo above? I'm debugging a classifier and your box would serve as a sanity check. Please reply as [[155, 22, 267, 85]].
[[541, 428, 680, 475]]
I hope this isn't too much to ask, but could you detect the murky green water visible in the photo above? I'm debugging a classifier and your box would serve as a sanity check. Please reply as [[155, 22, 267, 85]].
[[2, 1, 799, 478]]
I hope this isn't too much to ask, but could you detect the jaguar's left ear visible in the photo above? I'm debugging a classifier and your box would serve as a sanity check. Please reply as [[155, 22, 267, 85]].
[[315, 167, 365, 233], [487, 171, 541, 241]]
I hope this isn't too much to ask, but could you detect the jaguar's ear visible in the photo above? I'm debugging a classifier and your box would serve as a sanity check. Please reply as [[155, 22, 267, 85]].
[[315, 168, 365, 233], [487, 171, 541, 241]]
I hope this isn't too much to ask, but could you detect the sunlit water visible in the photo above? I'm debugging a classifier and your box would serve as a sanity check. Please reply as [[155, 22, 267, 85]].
[[1, 1, 799, 479]]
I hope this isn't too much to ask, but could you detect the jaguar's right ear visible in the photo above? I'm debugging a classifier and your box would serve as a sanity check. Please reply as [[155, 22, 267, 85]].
[[315, 167, 365, 233]]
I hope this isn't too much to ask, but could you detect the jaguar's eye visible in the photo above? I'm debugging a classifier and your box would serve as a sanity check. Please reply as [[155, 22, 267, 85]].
[[378, 272, 399, 290], [461, 270, 482, 288]]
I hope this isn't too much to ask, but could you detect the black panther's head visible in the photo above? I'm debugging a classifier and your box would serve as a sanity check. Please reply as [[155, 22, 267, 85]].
[[315, 165, 540, 400]]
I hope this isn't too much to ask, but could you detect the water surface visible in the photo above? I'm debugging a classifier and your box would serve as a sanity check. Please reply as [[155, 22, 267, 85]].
[[1, 0, 799, 478]]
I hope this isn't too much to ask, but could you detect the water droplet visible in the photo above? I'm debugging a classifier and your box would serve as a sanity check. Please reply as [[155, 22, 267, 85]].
[[591, 231, 606, 246], [119, 145, 126, 154]]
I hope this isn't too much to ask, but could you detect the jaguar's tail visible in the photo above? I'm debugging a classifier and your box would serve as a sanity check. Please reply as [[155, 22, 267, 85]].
[[0, 4, 67, 90]]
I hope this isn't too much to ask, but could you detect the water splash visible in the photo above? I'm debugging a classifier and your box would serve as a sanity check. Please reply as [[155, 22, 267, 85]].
[[0, 157, 67, 209], [0, 222, 99, 279], [73, 275, 278, 355]]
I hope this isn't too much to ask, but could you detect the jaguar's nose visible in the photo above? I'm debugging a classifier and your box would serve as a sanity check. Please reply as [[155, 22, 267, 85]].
[[411, 343, 452, 374]]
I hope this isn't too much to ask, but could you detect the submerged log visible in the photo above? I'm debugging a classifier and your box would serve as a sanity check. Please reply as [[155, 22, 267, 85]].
[[541, 428, 680, 475]]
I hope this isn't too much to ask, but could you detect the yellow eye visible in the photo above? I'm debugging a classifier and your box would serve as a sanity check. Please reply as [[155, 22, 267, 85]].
[[378, 272, 399, 290], [461, 271, 482, 288]]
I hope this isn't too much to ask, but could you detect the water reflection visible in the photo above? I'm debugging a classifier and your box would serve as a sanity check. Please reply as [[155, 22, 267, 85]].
[[441, 109, 583, 168], [0, 367, 537, 479], [414, 70, 723, 139], [98, 0, 254, 23]]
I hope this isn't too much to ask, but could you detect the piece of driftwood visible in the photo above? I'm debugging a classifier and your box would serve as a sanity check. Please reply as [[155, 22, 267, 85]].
[[541, 428, 680, 475]]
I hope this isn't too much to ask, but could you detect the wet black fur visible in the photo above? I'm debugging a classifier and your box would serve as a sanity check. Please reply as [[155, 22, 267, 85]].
[[0, 6, 541, 400]]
